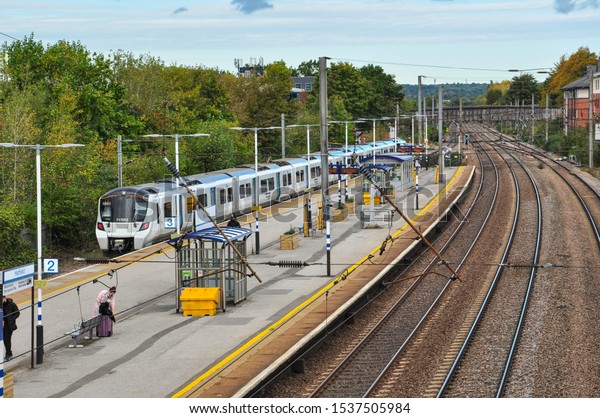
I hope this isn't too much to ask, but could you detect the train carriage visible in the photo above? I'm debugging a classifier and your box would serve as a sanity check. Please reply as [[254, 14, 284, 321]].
[[96, 138, 402, 252]]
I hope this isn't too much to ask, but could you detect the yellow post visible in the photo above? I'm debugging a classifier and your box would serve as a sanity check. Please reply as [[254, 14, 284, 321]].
[[435, 165, 439, 184], [318, 201, 323, 230], [303, 193, 309, 237]]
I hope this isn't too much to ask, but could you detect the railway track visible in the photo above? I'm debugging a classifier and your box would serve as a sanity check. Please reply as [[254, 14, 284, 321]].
[[263, 122, 600, 398], [301, 137, 495, 398], [433, 126, 542, 397]]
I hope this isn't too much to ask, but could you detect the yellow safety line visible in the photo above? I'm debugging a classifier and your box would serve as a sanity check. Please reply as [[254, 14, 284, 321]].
[[172, 166, 465, 398]]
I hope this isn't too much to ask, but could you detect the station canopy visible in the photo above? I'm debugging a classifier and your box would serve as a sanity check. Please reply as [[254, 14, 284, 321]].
[[168, 226, 252, 246]]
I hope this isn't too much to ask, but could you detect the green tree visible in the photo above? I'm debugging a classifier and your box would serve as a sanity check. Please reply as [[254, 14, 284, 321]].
[[294, 60, 319, 77], [506, 74, 540, 105], [326, 62, 369, 119], [542, 47, 598, 107], [230, 61, 300, 156], [486, 88, 503, 105], [0, 205, 36, 270], [359, 64, 404, 117]]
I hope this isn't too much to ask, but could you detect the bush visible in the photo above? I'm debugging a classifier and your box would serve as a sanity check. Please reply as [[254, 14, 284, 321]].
[[0, 204, 36, 270]]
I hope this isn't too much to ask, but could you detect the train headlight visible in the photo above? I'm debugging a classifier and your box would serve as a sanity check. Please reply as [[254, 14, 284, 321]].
[[97, 222, 105, 231], [139, 222, 150, 231]]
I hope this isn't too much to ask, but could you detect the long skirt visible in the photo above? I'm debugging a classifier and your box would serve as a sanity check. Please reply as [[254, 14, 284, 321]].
[[97, 314, 113, 337]]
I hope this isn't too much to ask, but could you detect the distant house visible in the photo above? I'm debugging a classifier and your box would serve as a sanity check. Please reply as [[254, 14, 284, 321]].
[[290, 76, 315, 103], [562, 63, 600, 131]]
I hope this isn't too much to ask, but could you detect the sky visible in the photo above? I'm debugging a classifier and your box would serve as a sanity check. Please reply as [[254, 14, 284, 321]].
[[1, 0, 599, 85]]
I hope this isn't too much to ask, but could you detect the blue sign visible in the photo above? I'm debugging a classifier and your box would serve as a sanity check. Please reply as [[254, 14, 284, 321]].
[[2, 263, 35, 296]]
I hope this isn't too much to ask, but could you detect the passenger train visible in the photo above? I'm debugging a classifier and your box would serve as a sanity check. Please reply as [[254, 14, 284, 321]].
[[96, 139, 402, 252]]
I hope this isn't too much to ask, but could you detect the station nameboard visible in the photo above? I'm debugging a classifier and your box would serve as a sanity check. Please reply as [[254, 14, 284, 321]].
[[2, 263, 35, 296]]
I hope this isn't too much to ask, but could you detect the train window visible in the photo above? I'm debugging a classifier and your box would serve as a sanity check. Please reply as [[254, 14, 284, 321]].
[[283, 173, 292, 186], [311, 167, 321, 178], [100, 199, 112, 222], [100, 194, 148, 222], [164, 201, 173, 218], [227, 187, 233, 202], [134, 198, 148, 222], [219, 189, 226, 204], [260, 178, 275, 193], [296, 170, 305, 183], [198, 193, 207, 207], [186, 197, 194, 213], [239, 183, 251, 198]]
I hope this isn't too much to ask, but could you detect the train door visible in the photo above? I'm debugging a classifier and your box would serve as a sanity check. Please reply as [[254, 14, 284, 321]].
[[273, 173, 281, 201], [172, 194, 184, 231], [232, 177, 240, 214], [210, 187, 216, 208]]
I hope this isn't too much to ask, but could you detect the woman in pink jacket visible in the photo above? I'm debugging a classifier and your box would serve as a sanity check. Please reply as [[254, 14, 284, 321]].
[[93, 286, 116, 337]]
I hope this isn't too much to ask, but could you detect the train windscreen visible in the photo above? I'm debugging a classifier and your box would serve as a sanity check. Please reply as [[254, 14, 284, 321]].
[[100, 193, 148, 223]]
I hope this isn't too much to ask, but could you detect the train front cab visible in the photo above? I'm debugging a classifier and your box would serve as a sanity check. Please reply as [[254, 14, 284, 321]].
[[96, 186, 160, 252]]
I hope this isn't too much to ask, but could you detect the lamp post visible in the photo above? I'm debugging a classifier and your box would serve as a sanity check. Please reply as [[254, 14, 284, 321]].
[[330, 120, 360, 164], [230, 126, 280, 255], [288, 124, 320, 162], [143, 133, 210, 175], [143, 133, 210, 234], [358, 117, 394, 165], [0, 142, 84, 367]]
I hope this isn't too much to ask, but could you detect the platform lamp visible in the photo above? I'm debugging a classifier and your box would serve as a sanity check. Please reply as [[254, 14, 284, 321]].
[[330, 120, 361, 164], [230, 126, 280, 255], [358, 117, 394, 166], [0, 142, 84, 367]]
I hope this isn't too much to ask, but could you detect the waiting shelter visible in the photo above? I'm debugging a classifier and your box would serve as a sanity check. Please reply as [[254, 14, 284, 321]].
[[168, 226, 252, 313]]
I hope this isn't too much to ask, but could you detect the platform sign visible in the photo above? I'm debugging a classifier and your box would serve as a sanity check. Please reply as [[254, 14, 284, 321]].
[[2, 263, 35, 296], [43, 258, 59, 274], [165, 217, 176, 229]]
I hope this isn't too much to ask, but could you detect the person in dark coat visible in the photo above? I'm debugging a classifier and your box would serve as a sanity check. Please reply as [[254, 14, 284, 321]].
[[227, 215, 241, 227], [3, 295, 20, 362]]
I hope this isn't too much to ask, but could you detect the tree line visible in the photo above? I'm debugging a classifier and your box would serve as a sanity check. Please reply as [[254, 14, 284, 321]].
[[0, 36, 596, 268], [0, 36, 404, 267]]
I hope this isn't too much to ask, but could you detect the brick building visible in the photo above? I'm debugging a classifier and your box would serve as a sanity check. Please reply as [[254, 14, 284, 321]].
[[562, 63, 600, 131]]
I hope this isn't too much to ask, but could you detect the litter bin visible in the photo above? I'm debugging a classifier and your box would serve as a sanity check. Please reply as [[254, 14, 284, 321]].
[[179, 287, 220, 316]]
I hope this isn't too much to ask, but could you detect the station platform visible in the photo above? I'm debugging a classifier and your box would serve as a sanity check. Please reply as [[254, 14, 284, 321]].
[[3, 164, 473, 398]]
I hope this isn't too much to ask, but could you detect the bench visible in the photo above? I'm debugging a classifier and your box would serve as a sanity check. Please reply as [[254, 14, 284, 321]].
[[65, 315, 103, 348]]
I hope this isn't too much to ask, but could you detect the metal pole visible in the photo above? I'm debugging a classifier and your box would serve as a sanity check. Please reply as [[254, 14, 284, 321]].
[[589, 65, 595, 168], [417, 75, 422, 146], [344, 122, 348, 164], [117, 135, 123, 188], [307, 126, 310, 157], [372, 120, 376, 166], [281, 113, 285, 159], [458, 97, 463, 156], [545, 93, 549, 145], [531, 93, 535, 143], [254, 128, 260, 254], [35, 147, 44, 365], [438, 85, 444, 183], [319, 56, 331, 276], [415, 160, 420, 210], [175, 134, 181, 235]]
